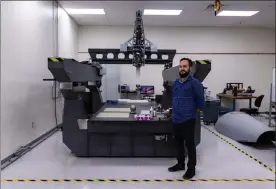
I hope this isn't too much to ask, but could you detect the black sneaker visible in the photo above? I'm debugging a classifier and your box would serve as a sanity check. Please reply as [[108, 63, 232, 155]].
[[183, 168, 195, 179], [168, 163, 185, 172]]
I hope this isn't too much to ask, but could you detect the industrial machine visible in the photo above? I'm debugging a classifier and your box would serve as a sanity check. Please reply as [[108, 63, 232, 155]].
[[46, 10, 212, 157], [47, 58, 212, 157]]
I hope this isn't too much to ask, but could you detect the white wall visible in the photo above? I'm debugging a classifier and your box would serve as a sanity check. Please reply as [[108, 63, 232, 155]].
[[78, 26, 275, 111], [1, 1, 78, 160]]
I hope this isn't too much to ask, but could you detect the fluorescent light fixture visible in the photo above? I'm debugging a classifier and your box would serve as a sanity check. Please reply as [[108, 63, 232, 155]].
[[66, 9, 105, 15], [143, 9, 182, 15], [217, 10, 259, 17]]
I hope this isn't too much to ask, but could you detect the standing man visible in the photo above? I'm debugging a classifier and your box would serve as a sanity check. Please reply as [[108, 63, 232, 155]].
[[168, 58, 205, 179]]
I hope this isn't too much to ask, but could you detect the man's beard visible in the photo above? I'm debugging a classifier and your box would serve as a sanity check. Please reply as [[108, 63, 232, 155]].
[[179, 71, 190, 78]]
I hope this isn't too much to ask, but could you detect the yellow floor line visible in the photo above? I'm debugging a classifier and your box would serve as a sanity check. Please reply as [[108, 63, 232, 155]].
[[1, 178, 275, 183], [203, 126, 276, 174]]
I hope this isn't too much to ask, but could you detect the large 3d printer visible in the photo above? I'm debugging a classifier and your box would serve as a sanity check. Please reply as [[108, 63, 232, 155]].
[[47, 10, 211, 157]]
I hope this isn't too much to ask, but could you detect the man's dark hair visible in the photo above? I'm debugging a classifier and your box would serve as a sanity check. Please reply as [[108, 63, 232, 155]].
[[180, 57, 193, 67]]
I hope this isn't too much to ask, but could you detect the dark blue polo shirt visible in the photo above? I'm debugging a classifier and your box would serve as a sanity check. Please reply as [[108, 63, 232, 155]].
[[172, 75, 205, 123]]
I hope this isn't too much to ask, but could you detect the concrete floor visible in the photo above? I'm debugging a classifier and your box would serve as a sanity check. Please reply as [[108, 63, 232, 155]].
[[1, 120, 275, 189]]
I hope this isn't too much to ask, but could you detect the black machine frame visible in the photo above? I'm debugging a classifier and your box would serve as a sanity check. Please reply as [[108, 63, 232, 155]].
[[88, 48, 176, 67]]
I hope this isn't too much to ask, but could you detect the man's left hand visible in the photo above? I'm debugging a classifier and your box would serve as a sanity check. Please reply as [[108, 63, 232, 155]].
[[196, 109, 201, 113]]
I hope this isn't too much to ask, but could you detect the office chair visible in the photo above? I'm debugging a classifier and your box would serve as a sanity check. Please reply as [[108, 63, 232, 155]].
[[240, 95, 264, 116]]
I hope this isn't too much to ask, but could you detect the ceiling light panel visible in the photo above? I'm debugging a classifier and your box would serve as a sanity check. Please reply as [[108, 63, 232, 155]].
[[217, 11, 259, 17], [66, 9, 105, 15], [143, 9, 182, 15]]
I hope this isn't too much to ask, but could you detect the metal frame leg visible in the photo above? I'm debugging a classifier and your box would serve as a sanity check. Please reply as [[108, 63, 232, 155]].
[[232, 99, 236, 111], [249, 98, 252, 109]]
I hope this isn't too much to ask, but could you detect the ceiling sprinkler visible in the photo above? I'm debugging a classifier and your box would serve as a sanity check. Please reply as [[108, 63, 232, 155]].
[[213, 0, 222, 16], [206, 0, 224, 16]]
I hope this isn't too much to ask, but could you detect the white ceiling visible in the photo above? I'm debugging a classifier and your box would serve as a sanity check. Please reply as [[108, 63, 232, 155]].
[[58, 1, 275, 28]]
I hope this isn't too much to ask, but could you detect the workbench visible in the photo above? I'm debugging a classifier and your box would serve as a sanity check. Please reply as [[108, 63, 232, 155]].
[[87, 103, 201, 157], [216, 93, 257, 111]]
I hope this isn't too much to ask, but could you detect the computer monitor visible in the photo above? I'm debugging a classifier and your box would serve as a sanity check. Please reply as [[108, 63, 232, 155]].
[[140, 85, 154, 95]]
